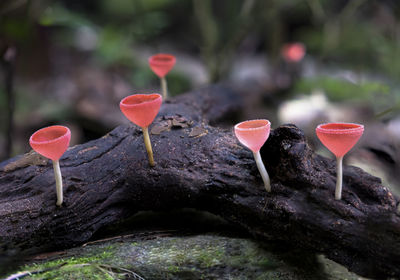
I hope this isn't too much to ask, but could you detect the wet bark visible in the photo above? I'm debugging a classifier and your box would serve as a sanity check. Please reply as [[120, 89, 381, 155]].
[[0, 85, 399, 279]]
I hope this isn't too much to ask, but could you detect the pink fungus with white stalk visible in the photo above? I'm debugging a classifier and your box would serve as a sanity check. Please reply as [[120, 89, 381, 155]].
[[29, 125, 71, 206], [316, 122, 364, 200], [234, 119, 271, 192]]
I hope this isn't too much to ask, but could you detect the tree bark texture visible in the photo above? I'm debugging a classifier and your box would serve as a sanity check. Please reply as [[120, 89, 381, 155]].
[[0, 85, 399, 279]]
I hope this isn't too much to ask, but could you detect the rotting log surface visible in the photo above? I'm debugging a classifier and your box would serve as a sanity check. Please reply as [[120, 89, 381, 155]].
[[0, 85, 400, 279]]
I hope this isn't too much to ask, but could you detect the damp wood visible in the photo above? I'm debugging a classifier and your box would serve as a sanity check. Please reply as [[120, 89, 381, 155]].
[[0, 85, 399, 279]]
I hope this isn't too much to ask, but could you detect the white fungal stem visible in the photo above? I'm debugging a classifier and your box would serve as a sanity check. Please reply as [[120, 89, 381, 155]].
[[161, 76, 168, 100], [142, 127, 155, 167], [53, 159, 63, 206], [253, 151, 271, 192], [335, 156, 343, 200]]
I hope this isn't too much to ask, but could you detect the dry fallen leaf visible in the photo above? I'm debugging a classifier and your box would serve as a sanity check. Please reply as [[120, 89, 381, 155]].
[[189, 127, 208, 138], [152, 115, 193, 134], [172, 118, 189, 128], [151, 120, 172, 135]]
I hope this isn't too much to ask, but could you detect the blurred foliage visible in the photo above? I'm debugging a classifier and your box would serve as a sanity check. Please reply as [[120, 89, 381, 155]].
[[193, 0, 309, 82], [375, 102, 400, 120], [95, 26, 135, 66], [2, 0, 400, 85], [2, 0, 400, 158], [34, 0, 191, 93], [39, 3, 92, 28], [294, 76, 400, 120], [0, 18, 33, 43], [295, 77, 390, 102], [165, 71, 192, 96], [302, 0, 400, 81]]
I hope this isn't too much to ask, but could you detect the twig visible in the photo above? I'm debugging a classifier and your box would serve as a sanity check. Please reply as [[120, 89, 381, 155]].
[[4, 263, 67, 280], [82, 234, 135, 247], [96, 264, 146, 280], [82, 230, 177, 247]]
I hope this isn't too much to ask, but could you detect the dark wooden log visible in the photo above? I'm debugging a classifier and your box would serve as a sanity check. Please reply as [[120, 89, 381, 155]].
[[0, 85, 399, 279]]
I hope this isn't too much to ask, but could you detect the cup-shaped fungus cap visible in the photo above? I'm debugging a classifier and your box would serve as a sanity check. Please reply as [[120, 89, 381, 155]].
[[149, 54, 176, 78], [120, 93, 162, 128], [29, 125, 71, 161], [281, 42, 306, 63], [234, 119, 271, 153], [316, 122, 364, 158]]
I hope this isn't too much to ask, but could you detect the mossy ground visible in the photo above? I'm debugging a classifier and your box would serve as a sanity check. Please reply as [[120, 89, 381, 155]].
[[5, 235, 368, 280]]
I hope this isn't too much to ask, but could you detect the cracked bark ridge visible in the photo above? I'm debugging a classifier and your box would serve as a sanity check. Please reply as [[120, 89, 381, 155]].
[[0, 85, 399, 279]]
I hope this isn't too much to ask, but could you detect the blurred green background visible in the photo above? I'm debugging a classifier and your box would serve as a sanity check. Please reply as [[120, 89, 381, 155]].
[[1, 0, 400, 192]]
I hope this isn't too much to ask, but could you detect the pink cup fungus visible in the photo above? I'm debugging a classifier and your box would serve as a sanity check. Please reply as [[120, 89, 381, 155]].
[[149, 54, 176, 100], [316, 122, 364, 200], [29, 125, 71, 206], [234, 119, 271, 192], [281, 42, 306, 63], [120, 93, 162, 167]]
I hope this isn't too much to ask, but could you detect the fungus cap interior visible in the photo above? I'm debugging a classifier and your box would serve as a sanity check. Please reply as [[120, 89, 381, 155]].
[[317, 123, 364, 135], [121, 94, 161, 106], [31, 126, 69, 143]]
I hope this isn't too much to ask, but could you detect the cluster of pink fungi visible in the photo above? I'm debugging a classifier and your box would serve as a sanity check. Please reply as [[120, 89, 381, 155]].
[[29, 54, 175, 206], [235, 120, 364, 200], [28, 49, 364, 206]]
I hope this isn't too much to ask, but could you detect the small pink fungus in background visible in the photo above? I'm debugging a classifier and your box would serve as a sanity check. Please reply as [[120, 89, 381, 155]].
[[29, 125, 71, 161], [234, 119, 271, 152], [281, 43, 306, 63], [149, 54, 176, 78], [120, 94, 162, 128], [316, 123, 364, 158]]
